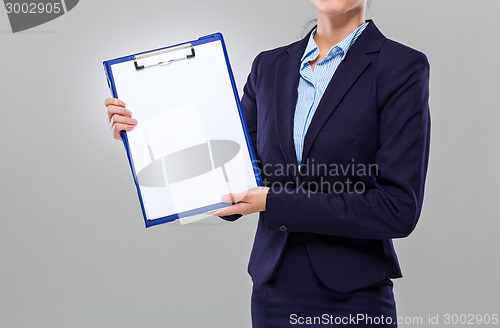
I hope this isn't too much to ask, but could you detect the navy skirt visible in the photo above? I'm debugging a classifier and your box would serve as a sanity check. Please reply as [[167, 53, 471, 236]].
[[251, 233, 397, 328]]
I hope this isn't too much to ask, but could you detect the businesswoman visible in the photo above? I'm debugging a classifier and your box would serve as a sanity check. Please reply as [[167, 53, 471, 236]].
[[105, 0, 430, 326]]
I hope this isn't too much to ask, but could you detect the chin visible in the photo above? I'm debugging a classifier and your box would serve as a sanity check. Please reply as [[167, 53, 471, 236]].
[[310, 0, 366, 15]]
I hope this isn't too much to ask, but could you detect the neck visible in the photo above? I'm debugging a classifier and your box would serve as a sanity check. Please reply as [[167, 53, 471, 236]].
[[314, 8, 365, 51]]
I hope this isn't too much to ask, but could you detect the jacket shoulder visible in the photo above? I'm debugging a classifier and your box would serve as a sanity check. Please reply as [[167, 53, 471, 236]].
[[376, 38, 430, 108], [253, 39, 302, 66], [379, 38, 429, 68]]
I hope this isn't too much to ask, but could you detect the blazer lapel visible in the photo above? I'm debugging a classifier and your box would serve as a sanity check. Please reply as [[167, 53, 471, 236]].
[[274, 32, 311, 178], [300, 20, 386, 166]]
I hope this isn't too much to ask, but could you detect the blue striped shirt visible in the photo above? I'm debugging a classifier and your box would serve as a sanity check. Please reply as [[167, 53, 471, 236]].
[[293, 22, 368, 166]]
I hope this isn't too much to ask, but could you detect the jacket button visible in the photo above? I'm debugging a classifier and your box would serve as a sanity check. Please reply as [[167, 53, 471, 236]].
[[279, 225, 288, 232]]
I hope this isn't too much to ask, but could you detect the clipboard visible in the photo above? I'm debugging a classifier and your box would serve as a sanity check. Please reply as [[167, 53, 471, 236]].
[[103, 33, 262, 228]]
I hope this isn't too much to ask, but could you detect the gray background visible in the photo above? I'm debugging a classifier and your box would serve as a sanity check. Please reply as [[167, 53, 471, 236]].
[[1, 0, 499, 327]]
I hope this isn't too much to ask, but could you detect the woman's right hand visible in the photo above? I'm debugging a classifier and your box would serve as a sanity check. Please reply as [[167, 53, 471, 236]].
[[105, 98, 137, 140]]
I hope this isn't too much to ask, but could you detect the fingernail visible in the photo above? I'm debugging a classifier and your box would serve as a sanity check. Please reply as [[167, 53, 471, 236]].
[[222, 195, 230, 202], [131, 118, 137, 124], [128, 125, 134, 129], [125, 110, 132, 116], [117, 100, 122, 106]]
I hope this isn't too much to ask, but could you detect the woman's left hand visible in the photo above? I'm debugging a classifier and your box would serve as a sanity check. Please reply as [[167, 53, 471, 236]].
[[208, 187, 270, 217]]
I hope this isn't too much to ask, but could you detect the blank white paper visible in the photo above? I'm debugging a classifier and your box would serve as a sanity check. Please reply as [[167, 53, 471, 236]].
[[108, 39, 258, 223]]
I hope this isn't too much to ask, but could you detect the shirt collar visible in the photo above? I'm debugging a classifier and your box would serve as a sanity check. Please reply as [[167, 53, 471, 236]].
[[300, 21, 369, 67]]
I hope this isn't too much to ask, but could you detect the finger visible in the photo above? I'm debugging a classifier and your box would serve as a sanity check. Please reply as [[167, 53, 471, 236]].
[[104, 98, 126, 108], [221, 190, 248, 204], [210, 206, 239, 217], [205, 210, 219, 215], [107, 105, 132, 122], [110, 114, 137, 129], [112, 122, 135, 140], [214, 203, 252, 216], [221, 194, 234, 204]]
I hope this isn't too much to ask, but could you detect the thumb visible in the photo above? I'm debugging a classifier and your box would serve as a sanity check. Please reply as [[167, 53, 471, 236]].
[[221, 190, 248, 204]]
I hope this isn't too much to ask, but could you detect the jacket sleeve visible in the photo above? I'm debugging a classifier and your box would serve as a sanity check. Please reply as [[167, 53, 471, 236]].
[[219, 52, 264, 222], [264, 51, 431, 239]]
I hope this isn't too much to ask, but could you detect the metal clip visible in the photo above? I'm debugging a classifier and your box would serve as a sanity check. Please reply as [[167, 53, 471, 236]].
[[134, 43, 195, 70]]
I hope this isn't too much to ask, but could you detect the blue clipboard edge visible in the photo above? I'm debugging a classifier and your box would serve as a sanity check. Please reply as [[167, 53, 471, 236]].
[[103, 32, 263, 228]]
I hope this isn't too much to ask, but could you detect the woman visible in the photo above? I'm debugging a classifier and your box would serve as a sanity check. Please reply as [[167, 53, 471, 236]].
[[105, 0, 430, 326]]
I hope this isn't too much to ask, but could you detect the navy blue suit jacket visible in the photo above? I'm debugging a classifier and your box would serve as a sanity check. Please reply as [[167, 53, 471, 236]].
[[224, 20, 430, 293]]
